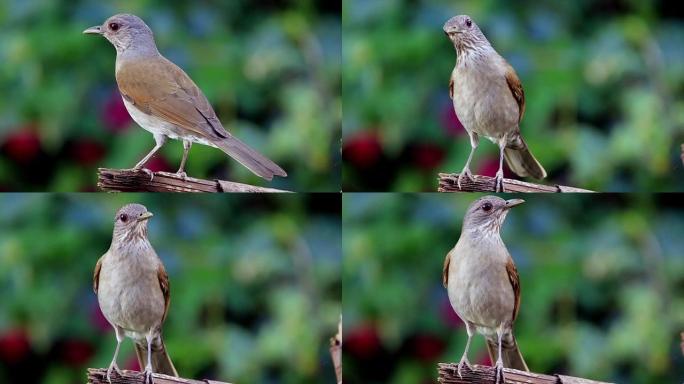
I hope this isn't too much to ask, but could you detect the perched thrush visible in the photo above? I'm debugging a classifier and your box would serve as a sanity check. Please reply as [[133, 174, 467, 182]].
[[84, 14, 287, 180], [444, 15, 546, 192], [443, 196, 529, 384], [94, 204, 177, 384]]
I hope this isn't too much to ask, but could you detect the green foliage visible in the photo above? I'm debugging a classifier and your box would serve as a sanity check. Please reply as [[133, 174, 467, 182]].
[[0, 194, 341, 383], [343, 193, 684, 383], [343, 0, 684, 191]]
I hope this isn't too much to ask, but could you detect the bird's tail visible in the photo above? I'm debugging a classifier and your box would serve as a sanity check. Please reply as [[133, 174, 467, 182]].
[[215, 135, 287, 181], [135, 336, 178, 377], [504, 137, 546, 179], [485, 334, 529, 372]]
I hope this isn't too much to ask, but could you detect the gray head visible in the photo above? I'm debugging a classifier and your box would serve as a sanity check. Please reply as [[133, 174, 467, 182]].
[[83, 14, 157, 54], [461, 196, 524, 235], [443, 15, 491, 56], [112, 203, 153, 241]]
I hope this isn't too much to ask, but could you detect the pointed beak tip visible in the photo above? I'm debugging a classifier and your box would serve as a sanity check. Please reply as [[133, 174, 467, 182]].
[[83, 26, 102, 35], [505, 199, 525, 208], [137, 212, 154, 221]]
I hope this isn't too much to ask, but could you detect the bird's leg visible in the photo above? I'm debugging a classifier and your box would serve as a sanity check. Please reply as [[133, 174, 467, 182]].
[[494, 141, 506, 193], [175, 140, 192, 179], [141, 330, 155, 384], [457, 321, 474, 378], [458, 132, 479, 190], [132, 134, 167, 181], [494, 326, 505, 384], [106, 327, 124, 384]]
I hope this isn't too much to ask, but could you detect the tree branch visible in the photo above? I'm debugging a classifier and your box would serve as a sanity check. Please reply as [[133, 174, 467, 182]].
[[87, 368, 231, 384], [437, 363, 612, 384], [330, 315, 342, 384], [97, 168, 290, 193], [438, 173, 593, 193]]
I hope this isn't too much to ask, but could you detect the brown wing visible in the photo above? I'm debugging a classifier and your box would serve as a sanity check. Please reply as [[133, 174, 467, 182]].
[[504, 64, 525, 123], [505, 258, 521, 322], [93, 255, 103, 294], [442, 250, 453, 288], [448, 76, 455, 100], [157, 263, 171, 322], [116, 57, 230, 141]]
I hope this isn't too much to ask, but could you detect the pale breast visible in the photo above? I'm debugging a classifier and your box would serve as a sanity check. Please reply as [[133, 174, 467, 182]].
[[97, 247, 166, 337], [452, 58, 520, 144], [122, 98, 218, 149], [446, 238, 515, 333]]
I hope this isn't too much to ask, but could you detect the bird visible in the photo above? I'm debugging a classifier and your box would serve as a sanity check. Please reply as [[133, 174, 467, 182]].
[[443, 196, 528, 384], [444, 15, 546, 192], [94, 204, 177, 384], [83, 14, 287, 181]]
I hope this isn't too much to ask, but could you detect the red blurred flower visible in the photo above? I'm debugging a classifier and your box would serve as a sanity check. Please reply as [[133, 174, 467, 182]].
[[91, 303, 111, 333], [343, 131, 382, 168], [411, 334, 446, 361], [2, 128, 42, 163], [411, 143, 445, 170], [345, 324, 381, 359], [0, 329, 31, 363], [440, 298, 464, 328], [476, 156, 512, 179], [60, 339, 95, 366], [102, 92, 132, 132], [126, 354, 141, 371], [440, 102, 465, 137], [70, 139, 106, 166], [144, 156, 172, 173], [477, 351, 492, 366]]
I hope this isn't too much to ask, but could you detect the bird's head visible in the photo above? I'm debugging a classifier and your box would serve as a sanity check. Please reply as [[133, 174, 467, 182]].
[[443, 15, 490, 54], [112, 203, 153, 241], [462, 196, 524, 235], [83, 14, 155, 54]]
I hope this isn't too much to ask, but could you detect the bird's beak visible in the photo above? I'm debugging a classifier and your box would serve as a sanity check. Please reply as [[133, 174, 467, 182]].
[[504, 199, 525, 209], [137, 212, 153, 221], [83, 25, 102, 35]]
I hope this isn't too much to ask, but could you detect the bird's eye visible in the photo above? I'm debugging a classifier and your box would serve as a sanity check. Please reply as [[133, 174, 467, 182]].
[[109, 22, 120, 31], [482, 202, 492, 212], [465, 19, 472, 28], [119, 213, 128, 222]]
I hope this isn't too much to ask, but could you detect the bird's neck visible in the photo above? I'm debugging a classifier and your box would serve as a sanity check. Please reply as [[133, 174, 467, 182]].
[[461, 223, 505, 245], [455, 40, 495, 68]]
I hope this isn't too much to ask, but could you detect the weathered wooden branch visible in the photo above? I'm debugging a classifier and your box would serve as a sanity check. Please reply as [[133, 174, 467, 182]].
[[98, 168, 290, 193], [438, 363, 612, 384], [87, 368, 231, 384], [438, 173, 593, 193], [680, 144, 684, 167], [330, 316, 342, 384]]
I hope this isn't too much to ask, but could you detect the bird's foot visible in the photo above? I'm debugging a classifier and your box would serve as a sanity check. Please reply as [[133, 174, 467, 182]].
[[106, 363, 122, 384], [456, 357, 472, 378], [174, 171, 187, 180], [129, 167, 154, 181], [457, 169, 473, 190], [141, 368, 154, 384], [494, 362, 505, 384], [494, 171, 505, 193]]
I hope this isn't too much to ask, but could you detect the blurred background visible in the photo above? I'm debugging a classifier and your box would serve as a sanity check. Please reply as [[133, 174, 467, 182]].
[[342, 0, 684, 191], [0, 0, 341, 191], [0, 193, 341, 383], [343, 193, 684, 383]]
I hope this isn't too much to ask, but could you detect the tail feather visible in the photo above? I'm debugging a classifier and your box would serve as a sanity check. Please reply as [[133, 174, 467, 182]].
[[485, 334, 528, 372], [215, 136, 287, 181], [504, 138, 546, 179], [135, 337, 178, 377]]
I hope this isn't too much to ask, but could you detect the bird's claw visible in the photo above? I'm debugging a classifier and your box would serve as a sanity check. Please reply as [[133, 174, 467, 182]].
[[494, 171, 505, 193], [106, 363, 121, 384], [494, 364, 504, 384], [174, 171, 187, 180], [130, 167, 154, 181], [457, 169, 473, 190], [456, 358, 472, 378], [141, 369, 154, 384]]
